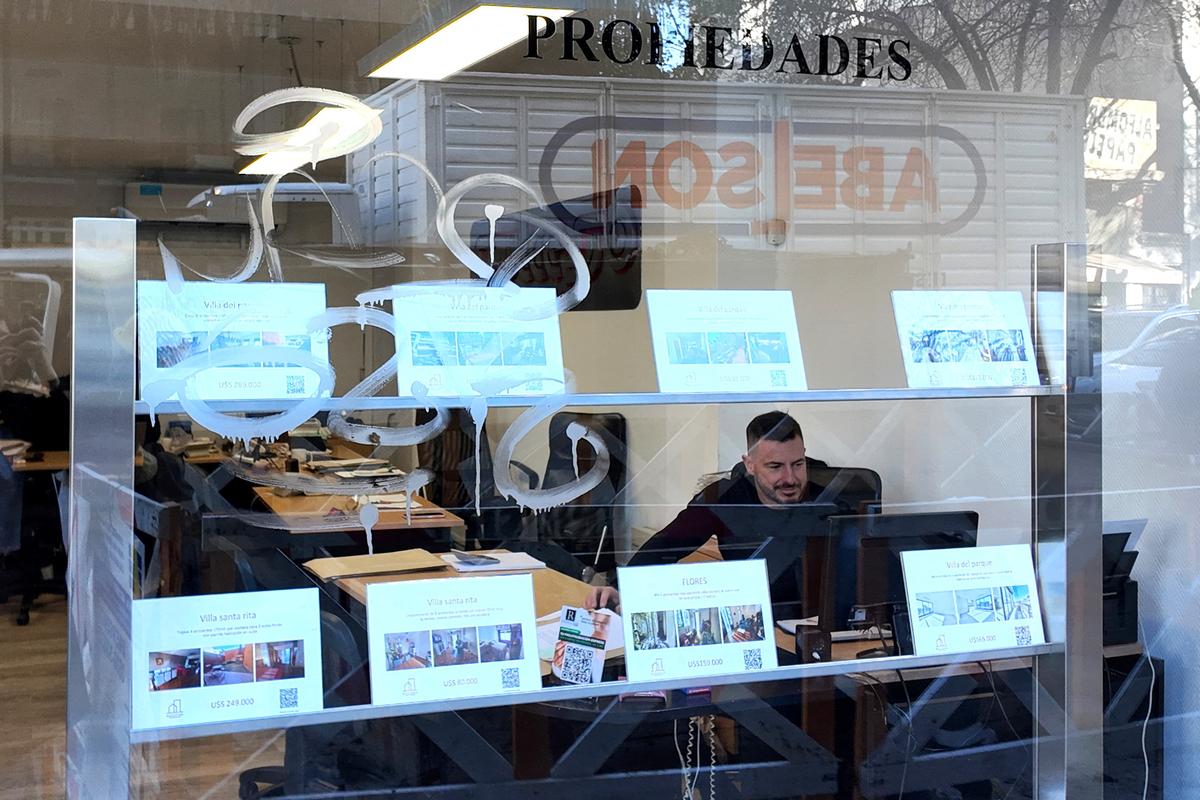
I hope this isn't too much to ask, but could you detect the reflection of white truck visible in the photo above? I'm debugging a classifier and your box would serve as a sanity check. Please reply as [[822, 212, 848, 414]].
[[351, 74, 1085, 290], [349, 75, 1083, 549]]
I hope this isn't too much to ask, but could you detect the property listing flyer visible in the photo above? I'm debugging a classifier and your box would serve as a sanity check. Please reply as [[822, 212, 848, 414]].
[[891, 290, 1040, 388], [367, 574, 540, 705], [646, 289, 808, 393], [131, 588, 323, 731], [136, 280, 330, 401], [390, 285, 565, 397], [901, 544, 1047, 657], [617, 560, 777, 683]]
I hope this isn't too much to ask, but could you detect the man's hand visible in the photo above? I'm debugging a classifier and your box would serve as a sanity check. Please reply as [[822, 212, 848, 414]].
[[584, 586, 620, 613]]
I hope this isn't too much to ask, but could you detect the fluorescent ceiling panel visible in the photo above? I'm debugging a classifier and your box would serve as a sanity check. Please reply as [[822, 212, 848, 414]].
[[368, 4, 571, 81], [238, 106, 381, 175]]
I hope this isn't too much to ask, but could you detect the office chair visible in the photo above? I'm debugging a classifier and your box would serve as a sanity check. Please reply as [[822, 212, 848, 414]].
[[511, 411, 628, 574], [239, 611, 398, 798], [11, 463, 65, 625], [806, 462, 882, 513], [703, 458, 881, 513], [415, 408, 536, 549]]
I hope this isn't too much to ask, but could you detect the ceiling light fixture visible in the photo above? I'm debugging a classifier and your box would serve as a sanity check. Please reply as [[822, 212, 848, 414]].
[[365, 3, 573, 82], [233, 88, 383, 176]]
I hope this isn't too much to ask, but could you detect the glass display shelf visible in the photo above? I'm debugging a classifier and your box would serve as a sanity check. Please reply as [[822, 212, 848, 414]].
[[133, 385, 1063, 416], [129, 640, 1063, 743]]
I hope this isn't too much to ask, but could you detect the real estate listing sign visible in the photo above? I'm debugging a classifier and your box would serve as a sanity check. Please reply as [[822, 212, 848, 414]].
[[367, 574, 540, 705], [900, 543, 1046, 657], [617, 560, 777, 683], [390, 285, 565, 397], [131, 588, 323, 731], [646, 289, 807, 393], [136, 280, 330, 401], [891, 290, 1039, 388]]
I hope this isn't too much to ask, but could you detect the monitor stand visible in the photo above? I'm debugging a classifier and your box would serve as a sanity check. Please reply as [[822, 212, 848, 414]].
[[854, 604, 908, 659]]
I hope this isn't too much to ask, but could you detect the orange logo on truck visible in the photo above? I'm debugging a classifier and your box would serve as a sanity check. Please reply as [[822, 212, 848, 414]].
[[539, 117, 987, 236]]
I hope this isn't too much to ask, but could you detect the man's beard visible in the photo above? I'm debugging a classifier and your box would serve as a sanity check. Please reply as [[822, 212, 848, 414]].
[[755, 477, 806, 505]]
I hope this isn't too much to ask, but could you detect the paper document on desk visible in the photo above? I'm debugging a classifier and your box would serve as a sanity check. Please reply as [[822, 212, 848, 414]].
[[440, 552, 546, 572], [334, 468, 405, 479], [0, 439, 30, 458], [362, 492, 409, 505], [307, 457, 391, 472], [358, 493, 439, 514]]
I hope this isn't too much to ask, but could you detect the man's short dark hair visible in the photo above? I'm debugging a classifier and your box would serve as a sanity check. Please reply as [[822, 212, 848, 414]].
[[746, 411, 804, 449]]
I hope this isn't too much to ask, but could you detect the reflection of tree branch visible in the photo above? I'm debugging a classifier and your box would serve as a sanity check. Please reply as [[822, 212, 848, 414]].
[[1166, 7, 1200, 112], [1070, 0, 1127, 94], [851, 8, 968, 89], [966, 22, 1001, 90], [1013, 0, 1042, 91], [1045, 0, 1065, 93], [933, 0, 996, 89]]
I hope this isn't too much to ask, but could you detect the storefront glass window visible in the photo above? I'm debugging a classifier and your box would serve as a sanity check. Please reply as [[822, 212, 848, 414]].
[[1, 1, 1197, 797]]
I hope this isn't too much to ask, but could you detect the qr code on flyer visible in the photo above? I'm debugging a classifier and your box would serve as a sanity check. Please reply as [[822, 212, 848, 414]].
[[1014, 625, 1032, 646], [743, 649, 763, 671], [559, 643, 596, 684], [279, 687, 298, 709], [500, 667, 520, 690]]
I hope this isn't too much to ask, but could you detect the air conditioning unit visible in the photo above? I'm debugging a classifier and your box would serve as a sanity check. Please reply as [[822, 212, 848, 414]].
[[121, 182, 287, 225]]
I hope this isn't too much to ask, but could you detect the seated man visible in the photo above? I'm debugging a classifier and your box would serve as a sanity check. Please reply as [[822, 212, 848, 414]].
[[587, 411, 847, 612]]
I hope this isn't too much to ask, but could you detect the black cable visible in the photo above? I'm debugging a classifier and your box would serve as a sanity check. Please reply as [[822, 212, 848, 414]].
[[978, 660, 1029, 753]]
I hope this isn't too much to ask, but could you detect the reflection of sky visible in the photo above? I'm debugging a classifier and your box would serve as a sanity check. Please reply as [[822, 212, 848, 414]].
[[656, 0, 692, 70]]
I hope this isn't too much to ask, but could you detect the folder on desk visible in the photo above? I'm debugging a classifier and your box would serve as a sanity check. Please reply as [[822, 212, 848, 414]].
[[303, 548, 446, 582]]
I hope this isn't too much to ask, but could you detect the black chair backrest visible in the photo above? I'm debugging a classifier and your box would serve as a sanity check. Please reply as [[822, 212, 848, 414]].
[[416, 408, 482, 510], [807, 463, 882, 513], [542, 411, 627, 498], [534, 412, 628, 570], [708, 459, 881, 512]]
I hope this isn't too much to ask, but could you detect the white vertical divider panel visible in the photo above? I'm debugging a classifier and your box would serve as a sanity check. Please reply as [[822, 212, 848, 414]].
[[66, 218, 136, 799]]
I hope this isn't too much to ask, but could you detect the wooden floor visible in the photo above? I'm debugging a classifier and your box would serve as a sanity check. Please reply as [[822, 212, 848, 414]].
[[0, 595, 287, 799], [0, 595, 67, 800]]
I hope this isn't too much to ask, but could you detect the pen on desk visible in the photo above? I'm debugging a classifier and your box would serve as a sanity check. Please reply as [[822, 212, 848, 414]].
[[581, 525, 607, 584]]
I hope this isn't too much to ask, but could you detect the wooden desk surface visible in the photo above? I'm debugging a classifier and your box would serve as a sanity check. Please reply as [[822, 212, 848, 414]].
[[253, 487, 464, 532], [182, 450, 228, 465], [12, 450, 70, 472], [12, 450, 146, 472]]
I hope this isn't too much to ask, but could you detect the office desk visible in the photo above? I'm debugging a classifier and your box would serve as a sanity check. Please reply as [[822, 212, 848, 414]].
[[252, 487, 464, 532], [12, 451, 70, 472], [12, 450, 146, 472], [181, 449, 227, 465]]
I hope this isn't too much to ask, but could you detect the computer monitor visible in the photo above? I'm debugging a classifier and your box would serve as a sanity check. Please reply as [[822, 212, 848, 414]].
[[1101, 528, 1140, 591], [825, 511, 979, 654], [739, 503, 840, 620]]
